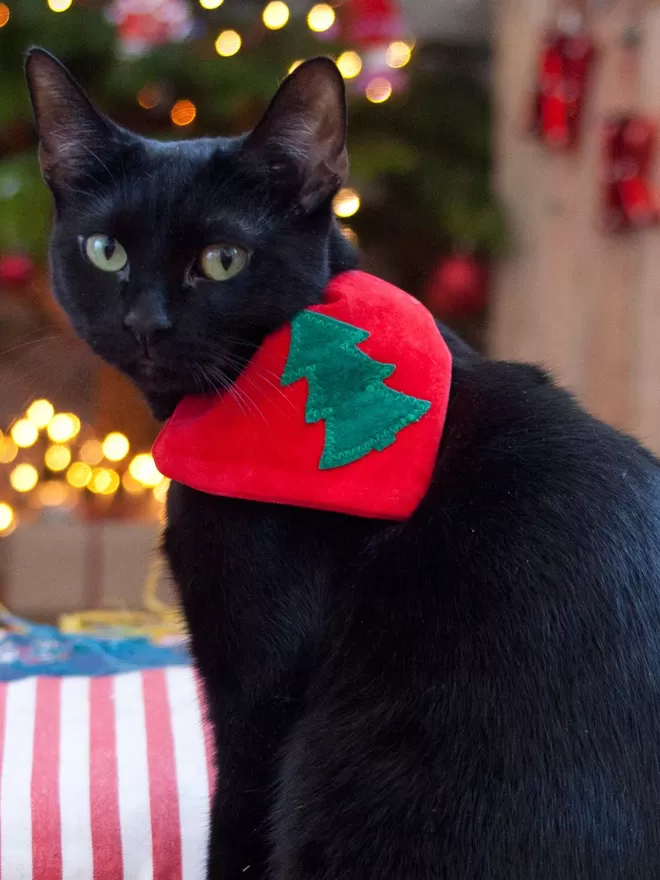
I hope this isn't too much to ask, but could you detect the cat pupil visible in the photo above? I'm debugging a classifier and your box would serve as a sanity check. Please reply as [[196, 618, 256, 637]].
[[103, 240, 116, 261], [220, 249, 233, 272]]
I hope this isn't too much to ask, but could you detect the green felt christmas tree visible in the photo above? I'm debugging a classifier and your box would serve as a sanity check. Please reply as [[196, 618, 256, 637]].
[[282, 311, 430, 469]]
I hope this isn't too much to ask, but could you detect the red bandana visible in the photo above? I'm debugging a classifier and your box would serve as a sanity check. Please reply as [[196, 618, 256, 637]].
[[153, 270, 452, 520]]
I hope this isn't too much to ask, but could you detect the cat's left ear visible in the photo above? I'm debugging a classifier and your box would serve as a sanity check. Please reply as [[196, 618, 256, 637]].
[[25, 48, 122, 191], [245, 57, 349, 213]]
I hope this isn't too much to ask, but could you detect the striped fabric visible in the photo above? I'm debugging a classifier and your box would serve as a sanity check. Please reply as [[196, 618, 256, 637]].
[[0, 667, 215, 879]]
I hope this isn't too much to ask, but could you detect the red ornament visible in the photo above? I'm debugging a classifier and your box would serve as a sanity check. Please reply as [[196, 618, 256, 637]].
[[0, 254, 34, 289], [154, 271, 452, 521], [529, 29, 596, 150], [107, 0, 193, 57], [343, 0, 406, 48], [424, 254, 488, 318], [602, 117, 657, 231]]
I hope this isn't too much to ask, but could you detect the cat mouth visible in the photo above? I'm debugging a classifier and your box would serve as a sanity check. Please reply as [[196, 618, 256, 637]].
[[125, 356, 193, 395]]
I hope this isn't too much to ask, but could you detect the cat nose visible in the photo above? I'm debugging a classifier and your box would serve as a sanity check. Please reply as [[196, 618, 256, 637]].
[[124, 301, 172, 353]]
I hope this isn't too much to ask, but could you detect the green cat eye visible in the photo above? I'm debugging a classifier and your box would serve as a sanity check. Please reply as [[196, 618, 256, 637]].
[[200, 244, 249, 282], [84, 235, 128, 273]]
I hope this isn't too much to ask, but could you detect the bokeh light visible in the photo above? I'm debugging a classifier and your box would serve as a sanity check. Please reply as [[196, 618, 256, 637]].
[[0, 437, 18, 464], [333, 187, 361, 218], [66, 462, 92, 489], [11, 419, 38, 448], [102, 432, 130, 462], [45, 444, 71, 472], [366, 77, 393, 103], [10, 463, 39, 493], [47, 0, 72, 11], [79, 439, 104, 466], [215, 29, 241, 56], [171, 99, 197, 126], [129, 453, 162, 488], [137, 84, 160, 109], [199, 0, 223, 7], [262, 1, 289, 30], [47, 413, 81, 443], [38, 481, 70, 507], [0, 503, 14, 533], [0, 4, 9, 27], [341, 225, 358, 246], [89, 467, 120, 496], [307, 3, 335, 32], [337, 51, 362, 79], [27, 399, 54, 429], [385, 41, 412, 69]]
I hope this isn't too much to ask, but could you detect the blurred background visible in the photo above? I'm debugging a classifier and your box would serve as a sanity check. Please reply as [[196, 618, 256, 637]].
[[0, 0, 657, 629]]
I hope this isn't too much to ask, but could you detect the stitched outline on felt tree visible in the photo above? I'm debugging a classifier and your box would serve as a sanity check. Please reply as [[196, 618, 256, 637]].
[[281, 310, 431, 469]]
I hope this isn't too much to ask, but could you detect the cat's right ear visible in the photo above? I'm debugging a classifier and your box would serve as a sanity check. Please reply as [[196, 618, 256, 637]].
[[24, 48, 118, 190]]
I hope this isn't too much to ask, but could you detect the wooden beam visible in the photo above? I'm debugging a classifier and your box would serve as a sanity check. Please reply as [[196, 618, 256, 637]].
[[491, 0, 660, 451]]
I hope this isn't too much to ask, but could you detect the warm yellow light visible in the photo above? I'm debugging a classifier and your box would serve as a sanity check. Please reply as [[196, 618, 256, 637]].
[[365, 77, 393, 103], [137, 84, 160, 109], [200, 0, 223, 7], [385, 40, 412, 69], [307, 3, 335, 32], [45, 444, 71, 472], [0, 503, 14, 533], [336, 51, 362, 79], [171, 99, 197, 127], [215, 29, 241, 56], [0, 5, 10, 29], [153, 478, 171, 504], [66, 461, 92, 489], [11, 419, 38, 448], [341, 225, 358, 246], [122, 470, 144, 494], [129, 453, 162, 488], [99, 469, 120, 496], [79, 439, 104, 466], [47, 0, 72, 11], [0, 437, 18, 464], [288, 59, 303, 74], [263, 0, 289, 29], [47, 413, 80, 443], [333, 187, 360, 218], [38, 481, 70, 507], [10, 463, 39, 493], [89, 467, 120, 496], [102, 432, 130, 462], [27, 398, 54, 429]]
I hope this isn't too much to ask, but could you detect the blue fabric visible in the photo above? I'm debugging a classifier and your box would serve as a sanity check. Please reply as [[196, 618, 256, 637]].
[[0, 611, 190, 681]]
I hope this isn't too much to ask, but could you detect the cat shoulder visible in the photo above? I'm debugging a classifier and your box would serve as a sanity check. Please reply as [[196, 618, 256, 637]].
[[437, 341, 660, 538]]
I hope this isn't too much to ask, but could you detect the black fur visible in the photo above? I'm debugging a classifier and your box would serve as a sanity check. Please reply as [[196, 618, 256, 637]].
[[26, 49, 660, 879]]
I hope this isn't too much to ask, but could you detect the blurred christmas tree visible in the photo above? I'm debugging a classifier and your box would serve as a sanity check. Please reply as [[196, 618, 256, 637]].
[[0, 0, 505, 309]]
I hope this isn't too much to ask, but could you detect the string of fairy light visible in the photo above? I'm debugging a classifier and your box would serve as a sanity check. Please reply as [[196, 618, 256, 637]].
[[0, 399, 169, 538]]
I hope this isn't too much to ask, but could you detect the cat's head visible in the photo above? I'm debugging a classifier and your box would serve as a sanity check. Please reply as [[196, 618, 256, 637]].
[[24, 48, 356, 419]]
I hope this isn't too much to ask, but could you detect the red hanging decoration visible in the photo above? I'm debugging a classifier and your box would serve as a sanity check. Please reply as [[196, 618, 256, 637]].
[[424, 254, 488, 319], [107, 0, 194, 57], [602, 117, 658, 231], [343, 0, 406, 48], [0, 254, 35, 290], [529, 29, 596, 150]]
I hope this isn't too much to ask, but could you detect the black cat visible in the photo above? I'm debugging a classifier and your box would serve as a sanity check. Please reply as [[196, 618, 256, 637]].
[[26, 49, 660, 879]]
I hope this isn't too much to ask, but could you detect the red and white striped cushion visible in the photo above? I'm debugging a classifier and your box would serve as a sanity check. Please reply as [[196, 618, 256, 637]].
[[0, 668, 215, 879]]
